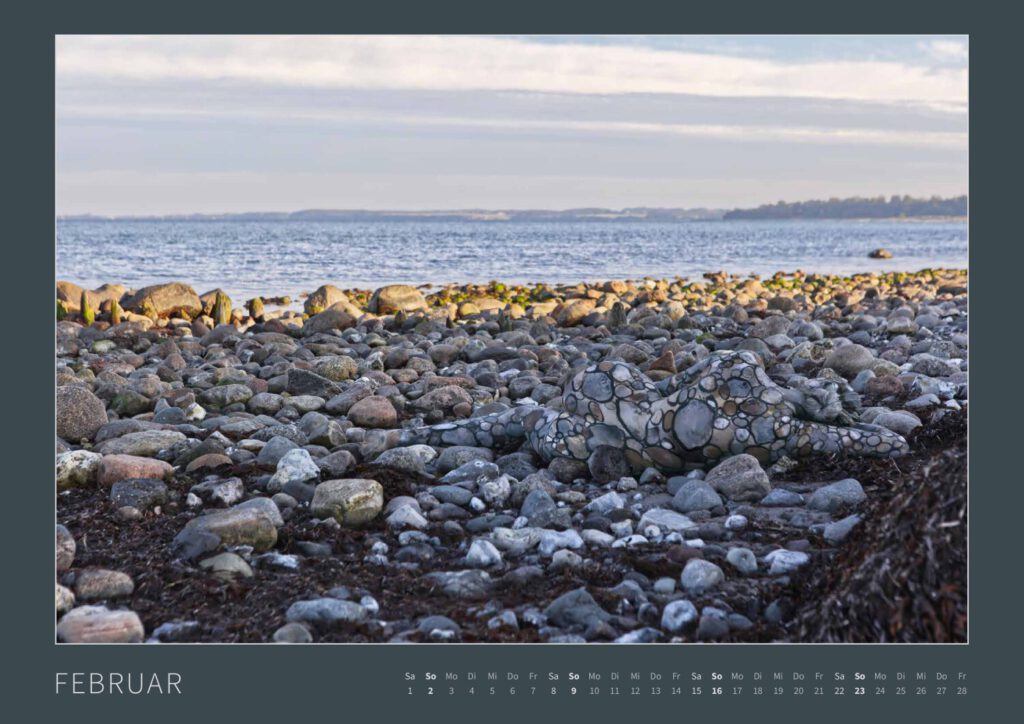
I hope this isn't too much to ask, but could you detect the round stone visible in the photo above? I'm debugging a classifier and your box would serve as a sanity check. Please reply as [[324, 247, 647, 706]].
[[673, 401, 715, 449], [581, 372, 614, 402]]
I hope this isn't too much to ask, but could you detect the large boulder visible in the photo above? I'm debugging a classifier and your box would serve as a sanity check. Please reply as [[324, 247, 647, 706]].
[[56, 386, 108, 442], [57, 281, 127, 313], [369, 285, 427, 314], [122, 282, 202, 319], [304, 285, 349, 315]]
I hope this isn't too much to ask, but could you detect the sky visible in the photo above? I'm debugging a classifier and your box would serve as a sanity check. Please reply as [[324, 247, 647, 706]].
[[55, 35, 969, 215]]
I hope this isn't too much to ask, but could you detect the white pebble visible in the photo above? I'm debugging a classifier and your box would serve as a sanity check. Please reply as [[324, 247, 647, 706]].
[[725, 514, 748, 530]]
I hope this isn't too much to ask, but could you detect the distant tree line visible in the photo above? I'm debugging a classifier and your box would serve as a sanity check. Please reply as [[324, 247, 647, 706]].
[[723, 195, 967, 220]]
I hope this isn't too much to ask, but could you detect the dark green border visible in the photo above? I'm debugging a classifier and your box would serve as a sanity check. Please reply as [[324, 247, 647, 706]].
[[16, 3, 1013, 720]]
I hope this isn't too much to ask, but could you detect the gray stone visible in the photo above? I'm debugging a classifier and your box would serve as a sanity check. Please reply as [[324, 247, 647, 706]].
[[537, 529, 584, 556], [437, 448, 495, 475], [234, 497, 285, 527], [520, 489, 566, 529], [614, 627, 661, 643], [760, 488, 804, 507], [726, 546, 758, 574], [661, 599, 699, 633], [638, 508, 697, 533], [285, 369, 342, 398], [109, 478, 168, 509], [543, 588, 611, 629], [587, 445, 632, 483], [653, 577, 676, 594], [199, 552, 254, 579], [584, 491, 625, 515], [441, 459, 500, 484], [806, 478, 867, 512], [273, 622, 314, 643], [317, 449, 357, 478], [823, 514, 862, 544], [673, 400, 715, 449], [765, 549, 811, 575], [374, 447, 426, 475], [386, 504, 429, 530], [423, 570, 493, 599], [417, 615, 461, 635], [466, 539, 503, 567], [825, 344, 876, 378], [873, 410, 922, 436], [95, 430, 186, 457], [431, 485, 474, 506], [705, 454, 771, 502], [680, 558, 725, 594], [198, 384, 253, 409], [671, 479, 723, 513], [302, 308, 356, 337], [267, 448, 320, 492], [479, 474, 512, 508], [181, 507, 277, 551], [285, 598, 367, 629], [697, 607, 731, 640]]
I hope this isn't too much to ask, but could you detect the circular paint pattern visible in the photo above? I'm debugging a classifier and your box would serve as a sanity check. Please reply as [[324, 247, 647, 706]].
[[398, 350, 911, 473]]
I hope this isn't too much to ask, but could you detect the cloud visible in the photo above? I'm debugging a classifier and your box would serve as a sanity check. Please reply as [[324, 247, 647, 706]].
[[57, 102, 967, 149], [920, 38, 969, 63], [56, 35, 968, 108]]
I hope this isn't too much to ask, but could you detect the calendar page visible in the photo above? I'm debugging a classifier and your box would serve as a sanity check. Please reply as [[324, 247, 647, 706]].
[[13, 4, 1012, 723]]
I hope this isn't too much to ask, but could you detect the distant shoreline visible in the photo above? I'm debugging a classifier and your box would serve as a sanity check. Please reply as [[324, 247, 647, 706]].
[[55, 214, 968, 224]]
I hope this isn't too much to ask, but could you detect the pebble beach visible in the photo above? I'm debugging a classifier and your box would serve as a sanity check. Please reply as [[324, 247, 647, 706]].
[[54, 269, 968, 643]]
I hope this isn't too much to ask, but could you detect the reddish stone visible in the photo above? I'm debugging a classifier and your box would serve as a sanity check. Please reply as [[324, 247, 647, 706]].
[[97, 455, 174, 487]]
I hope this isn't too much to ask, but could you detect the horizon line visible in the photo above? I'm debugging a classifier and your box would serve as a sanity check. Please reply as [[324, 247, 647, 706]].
[[57, 194, 969, 220]]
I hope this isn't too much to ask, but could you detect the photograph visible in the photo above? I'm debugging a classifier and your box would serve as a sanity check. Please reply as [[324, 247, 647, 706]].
[[54, 34, 968, 645]]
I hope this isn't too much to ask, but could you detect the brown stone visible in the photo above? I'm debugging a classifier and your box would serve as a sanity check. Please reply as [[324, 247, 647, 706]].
[[369, 285, 427, 314], [122, 282, 202, 319], [56, 606, 145, 643], [74, 568, 135, 601], [347, 396, 398, 428], [98, 455, 174, 487], [185, 453, 234, 473], [648, 350, 677, 374]]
